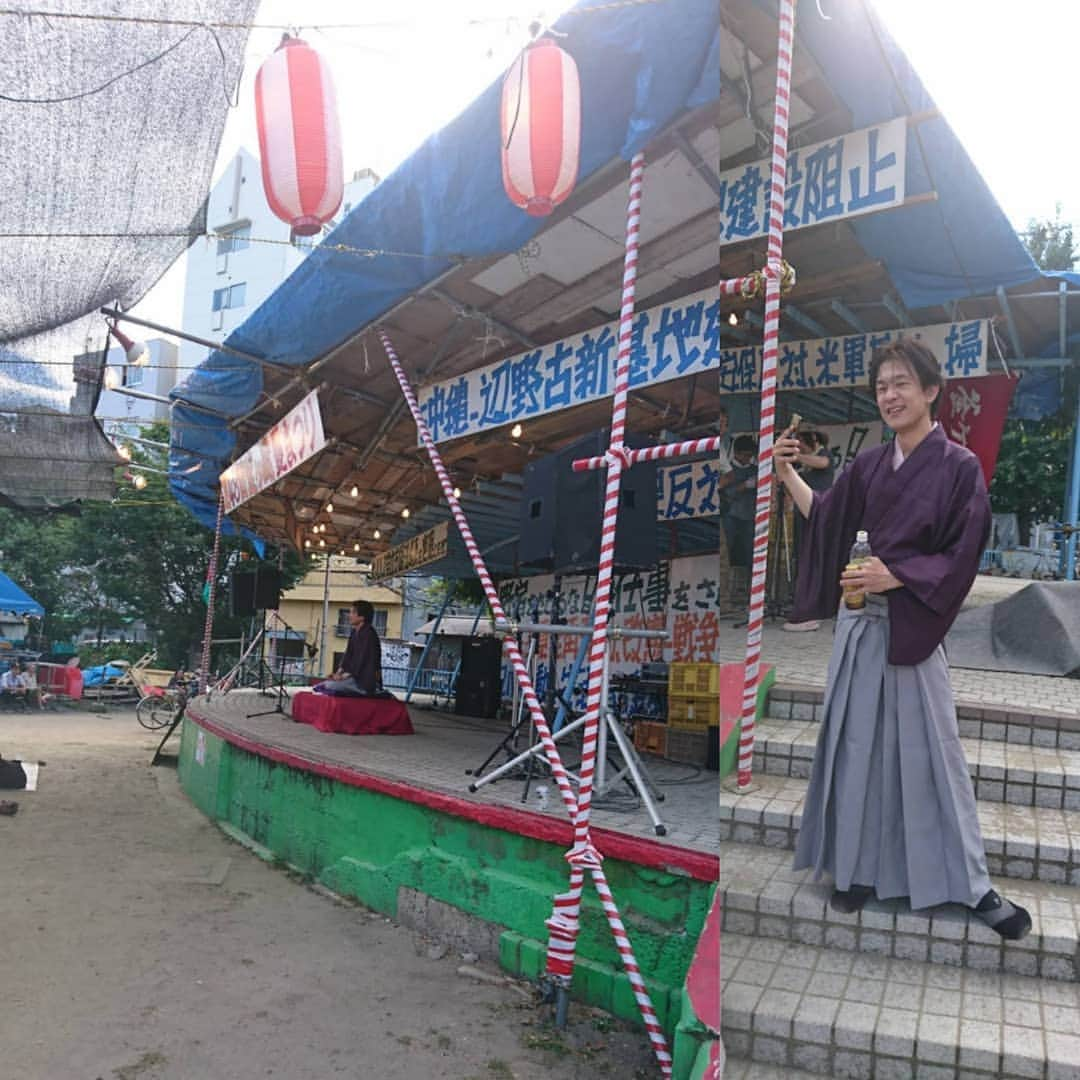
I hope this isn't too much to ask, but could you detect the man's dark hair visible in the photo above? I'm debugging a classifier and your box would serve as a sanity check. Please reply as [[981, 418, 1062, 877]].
[[352, 600, 375, 622], [733, 434, 756, 456], [869, 338, 944, 418]]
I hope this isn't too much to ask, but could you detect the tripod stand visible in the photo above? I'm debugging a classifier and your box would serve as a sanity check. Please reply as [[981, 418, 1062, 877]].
[[247, 611, 304, 719], [467, 620, 670, 835]]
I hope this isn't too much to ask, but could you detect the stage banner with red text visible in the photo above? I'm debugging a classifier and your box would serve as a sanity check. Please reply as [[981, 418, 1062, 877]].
[[937, 374, 1017, 485], [221, 390, 326, 513]]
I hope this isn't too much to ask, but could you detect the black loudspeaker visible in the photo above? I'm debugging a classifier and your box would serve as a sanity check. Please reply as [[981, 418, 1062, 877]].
[[255, 567, 282, 611], [455, 637, 503, 719], [229, 572, 257, 618], [519, 428, 658, 574]]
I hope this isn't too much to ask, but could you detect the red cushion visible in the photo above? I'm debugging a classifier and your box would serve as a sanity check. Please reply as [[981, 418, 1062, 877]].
[[291, 691, 414, 735]]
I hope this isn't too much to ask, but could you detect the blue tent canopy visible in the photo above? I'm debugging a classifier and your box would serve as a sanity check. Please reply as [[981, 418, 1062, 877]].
[[0, 571, 44, 617], [169, 0, 1067, 541]]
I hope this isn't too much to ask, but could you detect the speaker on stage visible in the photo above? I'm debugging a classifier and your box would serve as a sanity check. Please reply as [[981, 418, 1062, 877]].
[[519, 428, 658, 574], [255, 566, 282, 611], [455, 636, 503, 719], [229, 572, 257, 618]]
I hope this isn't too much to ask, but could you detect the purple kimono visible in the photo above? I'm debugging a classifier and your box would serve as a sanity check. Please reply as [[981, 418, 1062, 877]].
[[790, 425, 996, 909], [790, 425, 991, 664]]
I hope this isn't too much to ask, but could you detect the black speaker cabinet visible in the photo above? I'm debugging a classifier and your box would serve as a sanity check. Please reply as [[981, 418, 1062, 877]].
[[255, 567, 282, 610], [229, 572, 257, 618], [455, 636, 503, 719], [519, 428, 658, 574]]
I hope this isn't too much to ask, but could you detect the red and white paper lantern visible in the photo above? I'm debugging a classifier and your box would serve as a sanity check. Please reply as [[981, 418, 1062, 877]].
[[255, 35, 343, 237], [501, 37, 581, 217]]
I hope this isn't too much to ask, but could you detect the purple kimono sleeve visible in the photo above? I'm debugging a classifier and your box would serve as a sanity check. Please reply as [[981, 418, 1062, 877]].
[[789, 460, 866, 623], [887, 457, 991, 617]]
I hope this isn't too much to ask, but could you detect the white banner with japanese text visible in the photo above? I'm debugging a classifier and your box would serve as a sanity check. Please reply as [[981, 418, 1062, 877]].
[[221, 389, 326, 513], [498, 555, 742, 718], [718, 116, 907, 246], [418, 299, 989, 444]]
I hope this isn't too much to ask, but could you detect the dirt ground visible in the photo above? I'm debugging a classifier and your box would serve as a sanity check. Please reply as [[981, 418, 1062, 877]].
[[0, 709, 656, 1080]]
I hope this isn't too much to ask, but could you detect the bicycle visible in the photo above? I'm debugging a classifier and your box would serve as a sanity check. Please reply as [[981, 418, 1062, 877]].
[[136, 682, 191, 731]]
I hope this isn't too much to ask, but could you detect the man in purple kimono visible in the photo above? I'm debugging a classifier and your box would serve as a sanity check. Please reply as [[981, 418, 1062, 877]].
[[773, 338, 1031, 940]]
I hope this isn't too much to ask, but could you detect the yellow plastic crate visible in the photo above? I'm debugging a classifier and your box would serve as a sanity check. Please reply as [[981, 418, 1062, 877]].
[[667, 697, 719, 730], [668, 662, 719, 698]]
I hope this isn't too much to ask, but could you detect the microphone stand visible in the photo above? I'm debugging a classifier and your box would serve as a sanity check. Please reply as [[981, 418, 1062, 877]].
[[247, 610, 305, 720]]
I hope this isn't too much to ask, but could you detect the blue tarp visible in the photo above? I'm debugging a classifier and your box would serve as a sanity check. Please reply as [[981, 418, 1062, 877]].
[[82, 662, 127, 687], [169, 0, 1059, 532], [0, 571, 43, 616]]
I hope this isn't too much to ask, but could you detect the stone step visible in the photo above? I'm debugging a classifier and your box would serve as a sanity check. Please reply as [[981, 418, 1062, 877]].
[[752, 719, 1080, 811], [723, 1058, 821, 1079], [721, 840, 1080, 982], [766, 685, 1080, 752], [718, 772, 1080, 887], [722, 930, 1080, 1079]]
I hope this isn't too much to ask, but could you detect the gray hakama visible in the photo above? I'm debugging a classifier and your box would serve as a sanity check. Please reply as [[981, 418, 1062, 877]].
[[792, 595, 993, 910]]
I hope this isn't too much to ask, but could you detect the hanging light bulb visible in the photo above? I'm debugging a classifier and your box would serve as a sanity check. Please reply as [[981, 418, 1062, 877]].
[[728, 312, 739, 327], [311, 552, 318, 560], [353, 542, 360, 552], [350, 485, 359, 498], [305, 539, 311, 548], [452, 486, 461, 499], [111, 324, 150, 367], [116, 443, 132, 461], [511, 423, 523, 439], [326, 502, 334, 515], [401, 507, 410, 519], [339, 549, 345, 556], [104, 367, 120, 390], [318, 538, 326, 548], [132, 474, 147, 490], [373, 529, 381, 539]]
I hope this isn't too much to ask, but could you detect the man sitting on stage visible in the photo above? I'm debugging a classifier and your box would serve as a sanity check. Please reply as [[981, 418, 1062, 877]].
[[316, 600, 383, 696]]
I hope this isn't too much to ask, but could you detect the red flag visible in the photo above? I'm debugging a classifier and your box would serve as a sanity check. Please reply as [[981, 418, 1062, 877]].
[[937, 374, 1018, 485]]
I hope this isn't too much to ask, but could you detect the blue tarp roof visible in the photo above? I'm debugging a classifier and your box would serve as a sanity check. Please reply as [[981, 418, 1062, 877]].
[[169, 0, 1063, 533], [0, 570, 44, 617]]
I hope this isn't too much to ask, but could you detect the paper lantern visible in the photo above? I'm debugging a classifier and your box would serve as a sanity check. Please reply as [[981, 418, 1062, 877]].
[[501, 37, 581, 217], [255, 35, 343, 237]]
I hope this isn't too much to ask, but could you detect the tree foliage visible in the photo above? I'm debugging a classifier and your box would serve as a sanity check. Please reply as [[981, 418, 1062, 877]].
[[1022, 203, 1077, 272], [0, 422, 304, 667]]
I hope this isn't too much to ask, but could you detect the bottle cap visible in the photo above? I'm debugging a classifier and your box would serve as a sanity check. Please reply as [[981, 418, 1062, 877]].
[[856, 530, 869, 542]]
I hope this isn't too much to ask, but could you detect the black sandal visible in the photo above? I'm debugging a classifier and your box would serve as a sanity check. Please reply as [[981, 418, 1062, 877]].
[[971, 889, 1032, 941], [830, 884, 875, 914], [0, 801, 18, 816]]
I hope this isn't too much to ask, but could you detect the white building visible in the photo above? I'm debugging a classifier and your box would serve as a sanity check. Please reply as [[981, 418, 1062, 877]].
[[178, 148, 378, 372], [94, 337, 180, 434]]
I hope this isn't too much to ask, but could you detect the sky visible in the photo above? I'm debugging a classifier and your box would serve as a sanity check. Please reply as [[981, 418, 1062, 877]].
[[133, 0, 1080, 331]]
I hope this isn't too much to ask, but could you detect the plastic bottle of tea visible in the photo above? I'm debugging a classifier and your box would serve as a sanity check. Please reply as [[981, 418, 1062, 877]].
[[843, 530, 872, 610]]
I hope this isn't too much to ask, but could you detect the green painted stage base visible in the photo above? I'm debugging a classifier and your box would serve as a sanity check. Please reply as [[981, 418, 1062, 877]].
[[178, 717, 716, 1041]]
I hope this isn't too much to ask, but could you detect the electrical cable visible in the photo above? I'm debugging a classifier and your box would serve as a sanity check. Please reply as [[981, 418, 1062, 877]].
[[0, 1, 671, 34], [0, 22, 240, 105]]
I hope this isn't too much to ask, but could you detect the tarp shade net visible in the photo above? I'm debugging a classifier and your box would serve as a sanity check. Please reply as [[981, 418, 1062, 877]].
[[0, 0, 256, 508], [0, 570, 44, 616]]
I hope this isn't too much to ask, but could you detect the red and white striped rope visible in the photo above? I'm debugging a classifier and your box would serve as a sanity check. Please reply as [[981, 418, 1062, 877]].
[[737, 0, 798, 790], [379, 323, 671, 1074], [717, 273, 760, 298], [378, 331, 579, 822], [198, 492, 225, 696], [559, 151, 672, 1076], [571, 435, 728, 472]]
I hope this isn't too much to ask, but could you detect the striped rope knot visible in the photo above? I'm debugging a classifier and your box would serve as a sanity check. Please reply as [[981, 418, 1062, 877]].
[[604, 446, 634, 470], [565, 841, 604, 870], [763, 257, 797, 293], [740, 270, 764, 299]]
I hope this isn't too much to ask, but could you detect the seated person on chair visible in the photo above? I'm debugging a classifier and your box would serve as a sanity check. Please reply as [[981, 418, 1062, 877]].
[[0, 663, 38, 708], [317, 600, 383, 695]]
